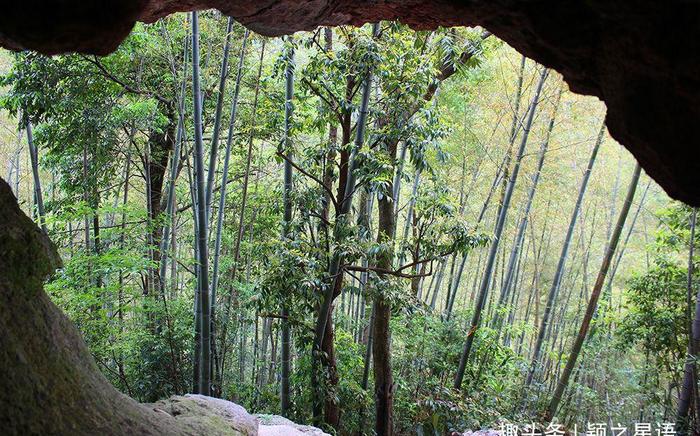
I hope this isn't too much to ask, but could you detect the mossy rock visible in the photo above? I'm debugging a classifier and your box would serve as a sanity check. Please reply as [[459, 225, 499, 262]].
[[151, 395, 257, 435], [256, 414, 330, 435], [0, 178, 254, 435]]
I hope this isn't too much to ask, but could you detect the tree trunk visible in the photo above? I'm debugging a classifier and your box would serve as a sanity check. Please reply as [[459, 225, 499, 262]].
[[525, 122, 604, 389], [187, 157, 202, 393], [219, 37, 266, 377], [454, 67, 549, 390], [493, 87, 561, 332], [211, 28, 249, 392], [677, 207, 699, 434], [546, 163, 641, 420], [82, 144, 91, 255], [374, 176, 398, 435], [358, 302, 376, 434], [25, 121, 47, 234], [146, 109, 175, 296], [204, 17, 234, 220], [280, 34, 294, 416], [191, 11, 211, 396]]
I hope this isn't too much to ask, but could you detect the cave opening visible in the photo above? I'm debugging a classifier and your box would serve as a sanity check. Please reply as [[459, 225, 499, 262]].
[[1, 2, 698, 435]]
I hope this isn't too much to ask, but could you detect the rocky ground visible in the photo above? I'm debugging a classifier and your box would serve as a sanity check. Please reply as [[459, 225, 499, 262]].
[[150, 394, 329, 436], [257, 414, 329, 436]]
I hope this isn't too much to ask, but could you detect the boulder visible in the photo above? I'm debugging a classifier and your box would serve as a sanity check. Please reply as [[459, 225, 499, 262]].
[[150, 395, 258, 436], [257, 414, 330, 436]]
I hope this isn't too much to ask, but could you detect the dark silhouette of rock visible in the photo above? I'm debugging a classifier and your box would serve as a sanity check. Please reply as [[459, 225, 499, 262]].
[[0, 1, 698, 204], [0, 179, 255, 435]]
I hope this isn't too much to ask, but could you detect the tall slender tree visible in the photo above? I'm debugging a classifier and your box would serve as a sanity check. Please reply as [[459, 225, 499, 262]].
[[546, 163, 642, 420], [676, 208, 699, 434], [219, 37, 267, 376], [454, 67, 549, 390], [205, 17, 235, 221], [492, 86, 562, 332], [211, 28, 250, 391], [312, 25, 379, 426], [191, 11, 211, 396], [280, 34, 295, 416], [25, 120, 47, 234], [525, 122, 605, 389]]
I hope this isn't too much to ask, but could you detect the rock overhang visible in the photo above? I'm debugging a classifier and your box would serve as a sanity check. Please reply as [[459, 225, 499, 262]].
[[0, 0, 698, 204]]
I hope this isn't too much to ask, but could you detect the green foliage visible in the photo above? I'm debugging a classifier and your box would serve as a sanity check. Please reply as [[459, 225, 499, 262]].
[[390, 309, 525, 433], [45, 203, 192, 401], [611, 203, 698, 420], [618, 258, 688, 364], [0, 11, 678, 435]]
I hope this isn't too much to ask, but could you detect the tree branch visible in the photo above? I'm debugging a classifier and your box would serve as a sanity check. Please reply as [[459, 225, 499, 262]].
[[82, 55, 171, 106], [301, 76, 342, 120], [276, 151, 338, 210], [343, 263, 434, 279]]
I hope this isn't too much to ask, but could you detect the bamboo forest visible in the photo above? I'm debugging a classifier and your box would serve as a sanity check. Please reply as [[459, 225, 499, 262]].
[[1, 11, 698, 436]]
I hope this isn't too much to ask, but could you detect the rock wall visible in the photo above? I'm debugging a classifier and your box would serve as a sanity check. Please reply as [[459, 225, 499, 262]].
[[0, 0, 698, 204], [0, 177, 257, 435]]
